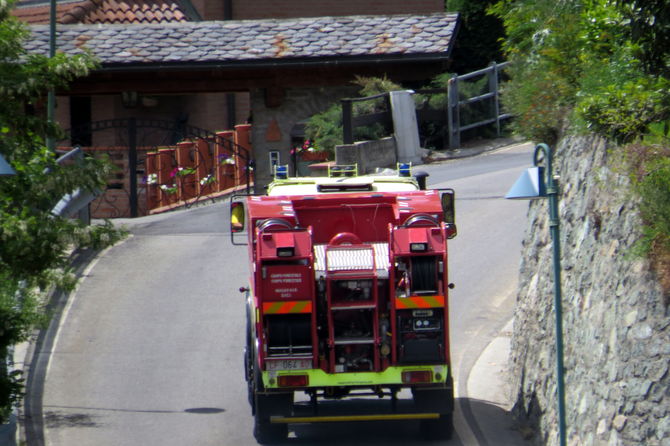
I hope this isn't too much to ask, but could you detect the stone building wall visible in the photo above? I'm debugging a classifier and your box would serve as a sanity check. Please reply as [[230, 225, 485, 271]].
[[509, 134, 669, 445], [250, 86, 357, 192]]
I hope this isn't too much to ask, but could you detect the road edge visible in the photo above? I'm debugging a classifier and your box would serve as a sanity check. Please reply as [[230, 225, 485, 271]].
[[21, 242, 124, 446]]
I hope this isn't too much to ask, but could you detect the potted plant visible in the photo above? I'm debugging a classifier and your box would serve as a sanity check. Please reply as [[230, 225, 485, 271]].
[[292, 140, 328, 176]]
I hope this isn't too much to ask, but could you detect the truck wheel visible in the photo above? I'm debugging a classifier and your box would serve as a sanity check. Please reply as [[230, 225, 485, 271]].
[[253, 393, 289, 444], [245, 316, 255, 411], [421, 412, 453, 440], [252, 359, 289, 444], [244, 347, 254, 412]]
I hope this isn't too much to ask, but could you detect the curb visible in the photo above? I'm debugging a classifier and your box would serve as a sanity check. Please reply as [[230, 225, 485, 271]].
[[424, 137, 523, 163], [466, 319, 520, 445], [467, 319, 513, 408], [0, 412, 17, 446], [22, 248, 104, 446]]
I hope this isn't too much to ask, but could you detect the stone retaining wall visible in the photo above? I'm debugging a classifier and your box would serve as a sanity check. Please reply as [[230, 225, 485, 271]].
[[509, 135, 669, 445]]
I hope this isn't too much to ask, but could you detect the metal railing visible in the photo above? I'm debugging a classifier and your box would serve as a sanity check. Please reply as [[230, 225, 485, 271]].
[[444, 61, 511, 149], [50, 147, 95, 223], [341, 93, 393, 145], [340, 62, 511, 150]]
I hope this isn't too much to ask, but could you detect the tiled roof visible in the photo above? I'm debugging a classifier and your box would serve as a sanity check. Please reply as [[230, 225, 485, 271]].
[[24, 13, 459, 66], [12, 1, 88, 24], [12, 0, 196, 24]]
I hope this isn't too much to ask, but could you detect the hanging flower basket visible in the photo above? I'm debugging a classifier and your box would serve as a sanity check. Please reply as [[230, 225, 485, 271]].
[[292, 140, 329, 162]]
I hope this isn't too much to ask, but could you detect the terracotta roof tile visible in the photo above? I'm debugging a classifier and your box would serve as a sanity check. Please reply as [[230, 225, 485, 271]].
[[24, 14, 459, 66], [12, 0, 194, 24], [12, 1, 88, 24]]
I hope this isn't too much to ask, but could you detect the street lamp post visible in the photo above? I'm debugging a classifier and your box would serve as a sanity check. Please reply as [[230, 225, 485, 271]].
[[506, 143, 567, 446], [47, 0, 57, 150]]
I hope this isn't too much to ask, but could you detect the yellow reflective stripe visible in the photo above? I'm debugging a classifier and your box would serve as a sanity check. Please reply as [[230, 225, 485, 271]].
[[271, 413, 439, 423], [291, 301, 312, 313], [262, 300, 313, 314], [395, 295, 445, 309]]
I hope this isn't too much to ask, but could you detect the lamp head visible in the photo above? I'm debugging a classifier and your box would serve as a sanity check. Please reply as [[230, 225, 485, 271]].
[[506, 166, 546, 200], [0, 154, 15, 176]]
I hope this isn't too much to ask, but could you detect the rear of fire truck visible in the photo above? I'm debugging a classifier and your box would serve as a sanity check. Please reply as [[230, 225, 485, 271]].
[[231, 165, 457, 443]]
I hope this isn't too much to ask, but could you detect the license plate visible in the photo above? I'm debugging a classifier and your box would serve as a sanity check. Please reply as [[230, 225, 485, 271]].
[[266, 359, 312, 371]]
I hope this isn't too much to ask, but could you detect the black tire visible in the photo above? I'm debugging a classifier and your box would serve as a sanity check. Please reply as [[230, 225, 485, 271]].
[[244, 319, 256, 415], [253, 393, 289, 444], [244, 347, 254, 412], [421, 412, 453, 441], [244, 312, 255, 412], [251, 357, 289, 444]]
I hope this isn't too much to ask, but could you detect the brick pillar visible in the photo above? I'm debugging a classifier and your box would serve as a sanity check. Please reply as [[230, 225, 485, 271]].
[[195, 139, 213, 196], [145, 151, 159, 211], [234, 124, 252, 187], [157, 148, 176, 207], [216, 130, 236, 191], [176, 141, 197, 202]]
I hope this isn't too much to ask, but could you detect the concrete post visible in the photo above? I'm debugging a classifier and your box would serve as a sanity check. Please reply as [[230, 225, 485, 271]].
[[390, 90, 422, 165]]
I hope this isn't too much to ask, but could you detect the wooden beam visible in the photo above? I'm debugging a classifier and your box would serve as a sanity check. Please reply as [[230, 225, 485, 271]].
[[62, 61, 448, 95]]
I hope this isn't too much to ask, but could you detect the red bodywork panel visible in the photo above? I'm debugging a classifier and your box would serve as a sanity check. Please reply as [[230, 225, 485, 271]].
[[247, 190, 443, 244], [245, 189, 452, 375]]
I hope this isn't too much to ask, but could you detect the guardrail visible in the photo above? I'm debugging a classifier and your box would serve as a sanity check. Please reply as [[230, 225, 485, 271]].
[[50, 147, 95, 223]]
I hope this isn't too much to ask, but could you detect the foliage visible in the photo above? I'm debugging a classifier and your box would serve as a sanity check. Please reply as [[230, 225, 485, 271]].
[[305, 76, 402, 155], [615, 0, 670, 77], [626, 145, 670, 254], [291, 139, 328, 160], [491, 0, 670, 290], [489, 0, 586, 145], [0, 271, 47, 422], [415, 71, 505, 149], [0, 0, 125, 422], [304, 105, 343, 155], [445, 0, 505, 74], [577, 76, 670, 143], [490, 0, 670, 145]]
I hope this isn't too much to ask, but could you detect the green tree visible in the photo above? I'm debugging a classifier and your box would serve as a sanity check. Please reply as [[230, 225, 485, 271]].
[[490, 0, 670, 288], [490, 0, 670, 145], [0, 0, 123, 422], [446, 0, 505, 74], [305, 76, 403, 154]]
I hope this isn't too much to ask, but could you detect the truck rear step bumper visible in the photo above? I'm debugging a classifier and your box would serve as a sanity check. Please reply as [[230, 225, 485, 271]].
[[270, 413, 440, 424]]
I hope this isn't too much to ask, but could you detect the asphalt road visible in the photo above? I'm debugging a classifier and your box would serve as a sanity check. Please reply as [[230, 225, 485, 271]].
[[34, 141, 533, 445]]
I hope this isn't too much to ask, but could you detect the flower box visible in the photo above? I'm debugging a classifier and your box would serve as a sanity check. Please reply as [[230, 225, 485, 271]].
[[300, 151, 329, 162]]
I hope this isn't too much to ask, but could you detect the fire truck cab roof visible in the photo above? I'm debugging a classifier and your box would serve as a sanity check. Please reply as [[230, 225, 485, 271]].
[[266, 175, 419, 196]]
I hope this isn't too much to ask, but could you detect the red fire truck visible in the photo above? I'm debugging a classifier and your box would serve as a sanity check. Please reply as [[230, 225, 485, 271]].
[[231, 165, 457, 443]]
